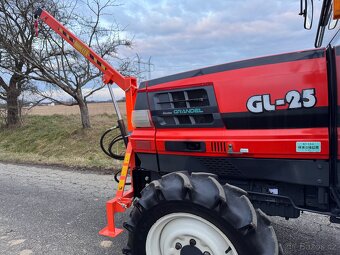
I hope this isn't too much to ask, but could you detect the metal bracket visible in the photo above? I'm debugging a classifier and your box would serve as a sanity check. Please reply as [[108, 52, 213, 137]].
[[227, 144, 249, 155], [99, 143, 135, 238]]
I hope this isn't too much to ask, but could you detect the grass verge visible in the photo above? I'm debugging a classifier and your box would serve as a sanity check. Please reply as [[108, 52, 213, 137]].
[[0, 114, 123, 170]]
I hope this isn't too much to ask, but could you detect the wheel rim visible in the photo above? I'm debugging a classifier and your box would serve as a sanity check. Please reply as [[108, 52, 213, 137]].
[[145, 213, 238, 255]]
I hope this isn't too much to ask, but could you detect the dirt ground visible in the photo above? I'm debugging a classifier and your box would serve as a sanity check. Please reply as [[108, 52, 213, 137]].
[[24, 102, 126, 116]]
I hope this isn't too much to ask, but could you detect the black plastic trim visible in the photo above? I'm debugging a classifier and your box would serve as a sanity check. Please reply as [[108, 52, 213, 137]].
[[222, 107, 329, 129], [155, 154, 329, 187], [134, 91, 149, 110], [335, 45, 340, 56], [165, 141, 206, 152], [135, 153, 159, 171], [326, 47, 338, 191]]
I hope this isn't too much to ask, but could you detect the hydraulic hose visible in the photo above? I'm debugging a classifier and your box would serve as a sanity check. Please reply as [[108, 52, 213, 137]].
[[100, 126, 125, 160], [100, 126, 130, 184]]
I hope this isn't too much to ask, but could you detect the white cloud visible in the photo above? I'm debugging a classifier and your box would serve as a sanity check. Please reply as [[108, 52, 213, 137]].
[[111, 0, 336, 80], [83, 86, 125, 101], [50, 86, 124, 102]]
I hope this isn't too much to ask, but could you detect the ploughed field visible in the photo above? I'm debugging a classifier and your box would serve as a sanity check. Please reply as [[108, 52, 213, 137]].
[[24, 102, 126, 116]]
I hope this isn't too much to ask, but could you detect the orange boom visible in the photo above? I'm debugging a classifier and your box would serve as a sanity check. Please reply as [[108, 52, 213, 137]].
[[34, 8, 137, 237]]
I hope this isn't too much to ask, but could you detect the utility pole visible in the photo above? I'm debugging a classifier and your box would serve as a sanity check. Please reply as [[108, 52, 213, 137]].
[[147, 57, 152, 80], [135, 54, 154, 84]]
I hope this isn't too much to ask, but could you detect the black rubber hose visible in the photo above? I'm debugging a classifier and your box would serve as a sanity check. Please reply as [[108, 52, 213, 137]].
[[100, 127, 130, 185], [100, 127, 126, 160], [109, 135, 131, 184], [108, 135, 125, 160], [100, 127, 117, 158], [114, 171, 120, 183]]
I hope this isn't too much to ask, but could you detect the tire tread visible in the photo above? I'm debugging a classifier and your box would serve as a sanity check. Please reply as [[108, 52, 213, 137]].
[[124, 172, 282, 255]]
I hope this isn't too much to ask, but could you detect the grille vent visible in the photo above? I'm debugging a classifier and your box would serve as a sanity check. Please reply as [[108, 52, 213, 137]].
[[155, 89, 213, 126], [211, 142, 227, 153], [197, 157, 244, 177], [156, 89, 209, 109]]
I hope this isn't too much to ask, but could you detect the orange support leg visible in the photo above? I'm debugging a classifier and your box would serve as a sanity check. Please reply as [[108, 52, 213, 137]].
[[99, 189, 134, 237], [99, 143, 135, 238]]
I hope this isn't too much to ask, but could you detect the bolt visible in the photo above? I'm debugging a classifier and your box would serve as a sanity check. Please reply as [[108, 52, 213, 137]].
[[175, 242, 182, 250], [225, 247, 232, 254], [203, 252, 211, 255], [189, 239, 196, 246]]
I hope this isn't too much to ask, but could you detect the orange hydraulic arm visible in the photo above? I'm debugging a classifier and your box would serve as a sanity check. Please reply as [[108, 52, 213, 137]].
[[34, 8, 137, 131], [34, 8, 137, 238]]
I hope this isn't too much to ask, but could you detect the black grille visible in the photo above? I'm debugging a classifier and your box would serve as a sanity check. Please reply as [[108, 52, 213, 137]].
[[156, 89, 209, 109], [197, 157, 244, 177], [149, 85, 223, 128], [187, 89, 209, 107], [154, 88, 213, 126]]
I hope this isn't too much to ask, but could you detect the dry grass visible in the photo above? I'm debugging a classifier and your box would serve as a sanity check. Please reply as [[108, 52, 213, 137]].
[[0, 114, 124, 170]]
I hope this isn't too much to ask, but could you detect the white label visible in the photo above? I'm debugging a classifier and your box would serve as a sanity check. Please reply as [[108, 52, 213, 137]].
[[240, 148, 249, 153], [269, 188, 279, 195], [296, 142, 321, 153]]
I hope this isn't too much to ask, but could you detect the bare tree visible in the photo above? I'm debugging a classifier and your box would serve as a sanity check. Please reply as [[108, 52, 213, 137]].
[[0, 0, 37, 126], [0, 0, 64, 127], [0, 0, 133, 129], [27, 0, 133, 128]]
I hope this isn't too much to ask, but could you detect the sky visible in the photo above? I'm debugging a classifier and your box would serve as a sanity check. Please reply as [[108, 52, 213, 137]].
[[112, 0, 325, 78], [85, 0, 338, 101], [83, 0, 332, 100], [20, 0, 339, 102]]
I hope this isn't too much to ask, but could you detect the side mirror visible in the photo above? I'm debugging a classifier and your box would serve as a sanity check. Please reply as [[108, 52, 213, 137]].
[[329, 5, 339, 29], [304, 0, 314, 29], [300, 0, 314, 30], [329, 18, 338, 30]]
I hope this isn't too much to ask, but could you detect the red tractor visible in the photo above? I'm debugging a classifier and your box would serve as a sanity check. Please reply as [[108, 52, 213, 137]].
[[35, 1, 340, 254]]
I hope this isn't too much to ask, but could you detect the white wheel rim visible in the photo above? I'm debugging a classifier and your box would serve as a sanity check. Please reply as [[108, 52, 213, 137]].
[[145, 213, 238, 255]]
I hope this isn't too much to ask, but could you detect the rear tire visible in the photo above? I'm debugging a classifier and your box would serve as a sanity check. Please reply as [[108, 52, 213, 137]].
[[123, 172, 283, 255]]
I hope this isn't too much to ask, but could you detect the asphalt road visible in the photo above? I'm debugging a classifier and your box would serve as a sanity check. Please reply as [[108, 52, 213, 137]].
[[0, 163, 339, 255]]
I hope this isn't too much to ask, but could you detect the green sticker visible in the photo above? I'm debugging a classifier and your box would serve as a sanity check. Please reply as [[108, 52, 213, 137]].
[[296, 142, 321, 153]]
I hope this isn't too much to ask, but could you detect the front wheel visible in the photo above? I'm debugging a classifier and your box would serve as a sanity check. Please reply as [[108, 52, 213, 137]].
[[123, 172, 283, 255], [146, 212, 238, 255]]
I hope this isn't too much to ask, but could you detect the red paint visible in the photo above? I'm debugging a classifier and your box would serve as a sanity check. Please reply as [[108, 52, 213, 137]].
[[132, 50, 330, 160], [155, 128, 329, 159]]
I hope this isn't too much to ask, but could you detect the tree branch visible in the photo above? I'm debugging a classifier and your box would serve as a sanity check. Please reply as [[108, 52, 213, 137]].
[[84, 83, 105, 99]]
